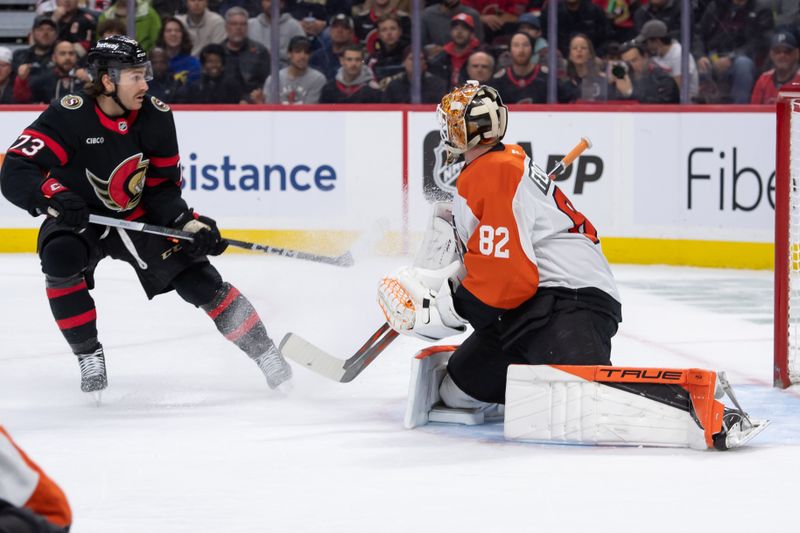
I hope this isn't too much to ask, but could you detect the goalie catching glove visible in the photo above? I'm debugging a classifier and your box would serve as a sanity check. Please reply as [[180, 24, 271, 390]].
[[378, 261, 468, 341]]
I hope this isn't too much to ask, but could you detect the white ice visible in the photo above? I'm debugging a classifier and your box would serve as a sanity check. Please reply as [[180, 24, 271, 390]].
[[0, 252, 797, 533]]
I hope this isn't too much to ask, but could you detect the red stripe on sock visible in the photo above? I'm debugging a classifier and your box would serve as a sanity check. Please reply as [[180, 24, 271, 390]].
[[56, 309, 96, 330], [46, 280, 87, 299], [224, 311, 260, 342], [207, 287, 240, 319]]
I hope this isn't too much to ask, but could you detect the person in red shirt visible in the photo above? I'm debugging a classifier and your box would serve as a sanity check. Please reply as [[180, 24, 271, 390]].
[[0, 426, 71, 533], [751, 31, 800, 105], [428, 13, 481, 86]]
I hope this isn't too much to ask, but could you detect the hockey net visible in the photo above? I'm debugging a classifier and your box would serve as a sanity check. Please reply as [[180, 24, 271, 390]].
[[775, 87, 800, 387]]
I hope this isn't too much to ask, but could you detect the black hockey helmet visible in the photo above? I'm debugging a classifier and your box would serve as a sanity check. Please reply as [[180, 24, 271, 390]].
[[87, 35, 152, 82]]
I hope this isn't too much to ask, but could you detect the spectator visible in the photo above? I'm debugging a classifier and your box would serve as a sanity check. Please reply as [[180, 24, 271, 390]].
[[151, 0, 183, 18], [291, 2, 327, 52], [223, 6, 270, 102], [541, 0, 611, 57], [177, 43, 243, 102], [353, 0, 411, 43], [368, 13, 409, 83], [638, 20, 698, 100], [460, 0, 526, 42], [0, 47, 15, 104], [247, 0, 305, 66], [261, 35, 326, 103], [492, 32, 547, 103], [177, 0, 227, 56], [218, 0, 261, 18], [157, 17, 202, 84], [51, 0, 96, 56], [516, 13, 548, 66], [768, 0, 800, 29], [12, 16, 57, 76], [751, 31, 800, 104], [694, 0, 773, 103], [98, 0, 162, 52], [148, 47, 182, 102], [558, 33, 610, 102], [383, 46, 448, 103], [311, 14, 356, 81], [594, 0, 635, 44], [14, 39, 90, 103], [465, 50, 496, 83], [429, 13, 480, 86], [632, 0, 682, 38], [320, 44, 382, 102], [421, 0, 484, 56], [610, 40, 679, 103], [96, 17, 127, 39]]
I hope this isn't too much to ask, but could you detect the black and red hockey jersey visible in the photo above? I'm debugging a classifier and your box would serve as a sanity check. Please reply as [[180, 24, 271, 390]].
[[0, 93, 188, 226]]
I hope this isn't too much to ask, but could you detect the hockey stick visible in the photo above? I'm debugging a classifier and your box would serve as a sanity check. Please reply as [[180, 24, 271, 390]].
[[281, 137, 593, 382], [279, 322, 399, 383], [56, 212, 354, 267]]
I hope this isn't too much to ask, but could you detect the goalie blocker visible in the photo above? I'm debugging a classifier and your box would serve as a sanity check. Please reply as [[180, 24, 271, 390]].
[[405, 347, 769, 451]]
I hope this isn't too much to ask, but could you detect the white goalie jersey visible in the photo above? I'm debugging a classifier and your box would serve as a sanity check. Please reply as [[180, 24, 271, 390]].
[[453, 143, 620, 310]]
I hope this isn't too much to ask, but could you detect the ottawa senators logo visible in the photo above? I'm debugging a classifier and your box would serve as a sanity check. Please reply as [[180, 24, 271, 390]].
[[86, 153, 149, 211], [60, 94, 83, 110], [151, 96, 170, 112]]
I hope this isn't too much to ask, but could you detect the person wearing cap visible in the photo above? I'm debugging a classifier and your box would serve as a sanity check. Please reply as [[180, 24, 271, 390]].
[[694, 0, 773, 103], [751, 31, 800, 104], [368, 13, 409, 84], [541, 0, 611, 57], [310, 14, 356, 81], [248, 0, 305, 66], [12, 16, 57, 82], [517, 12, 549, 66], [50, 0, 97, 56], [260, 35, 326, 103], [222, 6, 270, 102], [383, 46, 447, 103], [289, 1, 328, 52], [421, 0, 484, 57], [638, 19, 698, 99], [0, 47, 15, 104], [176, 0, 227, 56], [429, 12, 481, 86], [98, 0, 163, 52], [632, 0, 681, 38]]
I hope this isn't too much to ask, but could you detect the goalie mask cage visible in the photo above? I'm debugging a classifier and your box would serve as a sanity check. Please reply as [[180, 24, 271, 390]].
[[775, 84, 800, 388]]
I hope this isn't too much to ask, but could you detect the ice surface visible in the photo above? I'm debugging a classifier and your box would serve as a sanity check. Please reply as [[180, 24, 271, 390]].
[[0, 254, 797, 532]]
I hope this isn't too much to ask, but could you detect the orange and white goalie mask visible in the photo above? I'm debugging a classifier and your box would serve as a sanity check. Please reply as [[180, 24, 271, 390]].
[[436, 81, 508, 164]]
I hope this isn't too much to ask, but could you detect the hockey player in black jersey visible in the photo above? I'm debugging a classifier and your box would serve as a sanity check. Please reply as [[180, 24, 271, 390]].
[[0, 36, 292, 396]]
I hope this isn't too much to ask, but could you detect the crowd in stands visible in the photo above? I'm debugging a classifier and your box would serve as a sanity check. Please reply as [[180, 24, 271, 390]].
[[1, 0, 800, 105]]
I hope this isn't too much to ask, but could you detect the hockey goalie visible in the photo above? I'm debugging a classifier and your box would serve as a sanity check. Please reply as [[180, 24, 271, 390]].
[[377, 81, 769, 451]]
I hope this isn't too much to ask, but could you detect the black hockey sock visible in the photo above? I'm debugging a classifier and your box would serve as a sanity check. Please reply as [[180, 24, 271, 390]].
[[45, 274, 99, 354], [201, 282, 273, 358]]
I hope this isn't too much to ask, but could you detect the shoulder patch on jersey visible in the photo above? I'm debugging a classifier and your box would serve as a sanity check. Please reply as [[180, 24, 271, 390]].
[[150, 96, 170, 112], [60, 94, 84, 110]]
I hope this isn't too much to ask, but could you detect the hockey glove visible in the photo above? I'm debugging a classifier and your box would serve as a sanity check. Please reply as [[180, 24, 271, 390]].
[[172, 210, 229, 257], [38, 179, 89, 231]]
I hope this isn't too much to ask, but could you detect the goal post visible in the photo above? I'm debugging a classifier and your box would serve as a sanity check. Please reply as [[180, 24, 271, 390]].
[[775, 83, 800, 388]]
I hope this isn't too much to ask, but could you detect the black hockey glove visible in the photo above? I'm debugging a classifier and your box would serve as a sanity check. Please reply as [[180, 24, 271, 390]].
[[172, 210, 229, 257], [38, 185, 89, 232]]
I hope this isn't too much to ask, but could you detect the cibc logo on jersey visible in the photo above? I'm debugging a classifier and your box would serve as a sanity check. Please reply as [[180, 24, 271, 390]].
[[86, 153, 149, 211], [422, 131, 605, 201]]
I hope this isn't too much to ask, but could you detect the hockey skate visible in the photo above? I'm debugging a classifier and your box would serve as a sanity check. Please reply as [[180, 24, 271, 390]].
[[255, 345, 293, 391], [76, 345, 107, 404], [711, 372, 771, 450]]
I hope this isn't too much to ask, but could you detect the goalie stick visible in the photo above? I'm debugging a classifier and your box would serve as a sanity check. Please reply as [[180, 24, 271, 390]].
[[47, 211, 354, 267], [280, 322, 399, 382], [281, 137, 592, 382]]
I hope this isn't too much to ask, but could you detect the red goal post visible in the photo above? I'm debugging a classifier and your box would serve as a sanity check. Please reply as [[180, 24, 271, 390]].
[[775, 83, 800, 388]]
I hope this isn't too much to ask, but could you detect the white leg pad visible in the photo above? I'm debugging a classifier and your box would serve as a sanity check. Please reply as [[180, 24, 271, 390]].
[[404, 347, 503, 429], [504, 365, 708, 449]]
